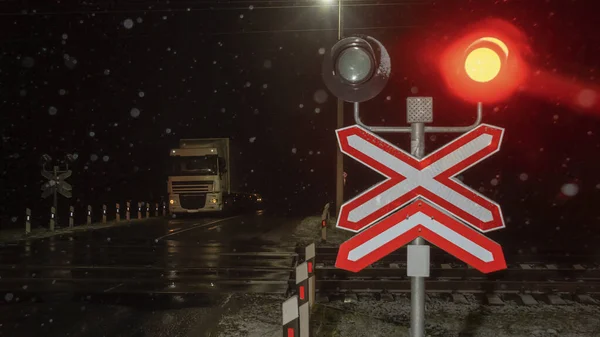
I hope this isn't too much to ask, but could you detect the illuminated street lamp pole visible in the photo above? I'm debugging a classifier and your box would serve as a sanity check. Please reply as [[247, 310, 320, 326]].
[[335, 0, 344, 216]]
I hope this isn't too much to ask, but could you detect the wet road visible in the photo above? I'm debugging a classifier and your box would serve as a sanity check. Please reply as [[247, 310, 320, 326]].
[[0, 211, 300, 295], [0, 211, 301, 336]]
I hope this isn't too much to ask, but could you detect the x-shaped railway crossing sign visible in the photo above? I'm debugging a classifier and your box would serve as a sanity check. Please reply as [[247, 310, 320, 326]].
[[335, 124, 507, 273], [41, 170, 73, 199]]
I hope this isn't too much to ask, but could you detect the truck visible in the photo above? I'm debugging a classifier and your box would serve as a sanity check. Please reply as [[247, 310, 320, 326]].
[[168, 138, 231, 214]]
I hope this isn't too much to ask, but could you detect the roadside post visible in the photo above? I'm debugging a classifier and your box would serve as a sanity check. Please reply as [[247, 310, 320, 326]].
[[102, 204, 107, 223], [137, 202, 142, 220], [305, 243, 316, 309], [146, 202, 150, 219], [320, 203, 329, 243], [69, 206, 74, 228], [295, 262, 310, 337], [25, 208, 31, 234], [126, 201, 131, 221], [282, 296, 300, 337], [87, 205, 92, 225], [155, 203, 159, 217], [116, 203, 121, 222], [50, 206, 56, 231]]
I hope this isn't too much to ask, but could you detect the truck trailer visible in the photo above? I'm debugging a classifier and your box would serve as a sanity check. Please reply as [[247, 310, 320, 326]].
[[168, 138, 230, 214]]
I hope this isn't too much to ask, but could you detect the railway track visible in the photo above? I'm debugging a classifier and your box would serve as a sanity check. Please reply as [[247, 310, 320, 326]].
[[293, 246, 600, 296]]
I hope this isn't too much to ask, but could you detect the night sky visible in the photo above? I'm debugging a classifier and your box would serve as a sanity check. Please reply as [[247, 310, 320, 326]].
[[1, 0, 600, 248]]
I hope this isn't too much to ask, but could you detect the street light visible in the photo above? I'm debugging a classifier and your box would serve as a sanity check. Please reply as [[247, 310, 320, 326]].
[[322, 35, 391, 103]]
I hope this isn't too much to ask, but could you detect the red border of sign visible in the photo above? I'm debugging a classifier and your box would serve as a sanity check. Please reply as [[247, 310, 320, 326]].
[[335, 200, 507, 273], [336, 124, 505, 233]]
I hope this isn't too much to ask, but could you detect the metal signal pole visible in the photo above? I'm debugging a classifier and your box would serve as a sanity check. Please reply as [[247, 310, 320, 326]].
[[335, 0, 344, 215]]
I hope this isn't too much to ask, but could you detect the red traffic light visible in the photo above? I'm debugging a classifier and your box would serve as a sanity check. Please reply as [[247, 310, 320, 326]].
[[439, 19, 529, 103]]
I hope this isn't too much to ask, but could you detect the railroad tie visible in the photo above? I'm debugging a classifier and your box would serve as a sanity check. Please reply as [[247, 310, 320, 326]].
[[486, 293, 505, 306], [452, 293, 469, 304], [547, 294, 567, 305], [518, 294, 539, 306]]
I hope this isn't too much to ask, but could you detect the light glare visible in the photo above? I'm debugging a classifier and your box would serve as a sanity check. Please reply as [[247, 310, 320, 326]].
[[464, 47, 502, 83]]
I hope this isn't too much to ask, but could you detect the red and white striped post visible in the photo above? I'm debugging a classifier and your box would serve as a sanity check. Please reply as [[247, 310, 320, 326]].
[[296, 262, 310, 337], [282, 296, 299, 337], [305, 243, 316, 308]]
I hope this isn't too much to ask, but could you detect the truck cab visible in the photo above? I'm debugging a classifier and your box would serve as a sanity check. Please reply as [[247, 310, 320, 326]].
[[168, 138, 230, 214]]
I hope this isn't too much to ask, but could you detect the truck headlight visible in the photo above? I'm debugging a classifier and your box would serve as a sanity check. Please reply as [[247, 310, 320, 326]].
[[209, 198, 218, 204], [170, 199, 176, 205]]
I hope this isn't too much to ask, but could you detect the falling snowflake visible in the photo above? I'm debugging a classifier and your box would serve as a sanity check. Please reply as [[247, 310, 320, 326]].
[[309, 150, 314, 155], [48, 106, 58, 115], [165, 128, 172, 134], [245, 81, 251, 87], [263, 60, 272, 69], [62, 33, 68, 40], [386, 96, 392, 101], [262, 84, 268, 89], [19, 89, 27, 97], [162, 16, 167, 20], [90, 154, 98, 162], [104, 69, 110, 75], [221, 108, 226, 113], [291, 148, 297, 154], [318, 47, 326, 55], [314, 108, 321, 113], [490, 178, 499, 186], [313, 89, 328, 104], [72, 153, 79, 159], [89, 131, 95, 137], [249, 5, 254, 10], [138, 91, 145, 98], [59, 89, 66, 96], [411, 86, 419, 94], [102, 155, 109, 162], [21, 57, 35, 68], [519, 173, 529, 181], [249, 137, 256, 143], [561, 183, 579, 197], [299, 104, 304, 108], [4, 293, 14, 302], [130, 108, 140, 118], [239, 14, 244, 19], [11, 217, 17, 223], [553, 114, 559, 120], [577, 89, 596, 108]]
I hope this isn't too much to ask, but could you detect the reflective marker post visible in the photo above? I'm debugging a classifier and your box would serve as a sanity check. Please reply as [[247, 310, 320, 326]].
[[69, 206, 74, 228], [137, 202, 142, 220], [126, 201, 131, 221], [305, 243, 316, 309], [146, 202, 150, 219], [25, 208, 31, 234], [116, 203, 121, 222], [87, 205, 92, 225], [102, 204, 107, 223], [155, 203, 159, 217], [162, 201, 166, 216], [295, 262, 309, 337], [50, 206, 56, 231], [282, 296, 300, 337]]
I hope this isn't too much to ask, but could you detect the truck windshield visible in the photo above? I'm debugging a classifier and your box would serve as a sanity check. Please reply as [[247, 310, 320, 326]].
[[171, 155, 218, 176]]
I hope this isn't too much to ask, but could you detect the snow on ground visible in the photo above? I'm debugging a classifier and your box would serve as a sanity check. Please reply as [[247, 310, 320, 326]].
[[291, 216, 352, 246], [216, 293, 600, 337], [215, 294, 283, 337]]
